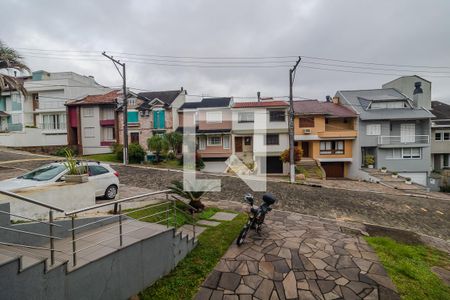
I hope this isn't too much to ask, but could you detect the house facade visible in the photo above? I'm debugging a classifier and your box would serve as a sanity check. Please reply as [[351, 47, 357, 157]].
[[336, 88, 434, 186], [117, 89, 186, 149], [0, 70, 110, 147], [178, 97, 232, 159], [293, 99, 357, 178], [430, 101, 450, 171], [66, 90, 119, 155], [231, 100, 289, 175]]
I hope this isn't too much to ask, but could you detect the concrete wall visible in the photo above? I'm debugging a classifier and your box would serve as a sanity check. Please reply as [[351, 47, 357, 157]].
[[0, 127, 66, 146], [431, 128, 450, 153], [0, 182, 96, 220]]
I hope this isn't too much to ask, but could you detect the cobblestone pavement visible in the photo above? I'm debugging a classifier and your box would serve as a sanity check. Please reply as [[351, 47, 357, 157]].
[[195, 208, 399, 300], [0, 150, 448, 240]]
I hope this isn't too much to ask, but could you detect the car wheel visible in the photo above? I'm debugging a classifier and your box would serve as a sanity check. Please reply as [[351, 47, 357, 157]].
[[104, 185, 118, 200]]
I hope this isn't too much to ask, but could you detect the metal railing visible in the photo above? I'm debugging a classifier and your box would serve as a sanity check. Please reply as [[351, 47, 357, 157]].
[[0, 190, 65, 266], [64, 190, 198, 267], [378, 135, 430, 145]]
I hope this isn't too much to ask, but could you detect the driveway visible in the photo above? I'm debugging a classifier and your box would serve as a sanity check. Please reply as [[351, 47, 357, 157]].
[[203, 160, 228, 173], [196, 207, 399, 300]]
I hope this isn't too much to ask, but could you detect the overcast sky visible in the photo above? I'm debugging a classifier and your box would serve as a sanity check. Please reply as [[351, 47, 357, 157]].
[[2, 0, 450, 103]]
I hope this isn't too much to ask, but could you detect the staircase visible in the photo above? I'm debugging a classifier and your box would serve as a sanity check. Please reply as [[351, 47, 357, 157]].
[[0, 190, 198, 300], [363, 168, 429, 192], [296, 158, 325, 180]]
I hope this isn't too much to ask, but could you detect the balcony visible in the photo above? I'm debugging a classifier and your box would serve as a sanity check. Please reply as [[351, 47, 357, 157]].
[[0, 123, 23, 132], [378, 135, 430, 146], [100, 119, 115, 126], [318, 129, 357, 139], [40, 122, 67, 133]]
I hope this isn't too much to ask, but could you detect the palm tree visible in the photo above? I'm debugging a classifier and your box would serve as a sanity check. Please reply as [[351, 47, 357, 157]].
[[147, 135, 169, 162], [168, 180, 215, 211], [0, 41, 30, 95]]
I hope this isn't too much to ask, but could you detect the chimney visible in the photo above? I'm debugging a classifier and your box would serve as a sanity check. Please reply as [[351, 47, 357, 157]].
[[325, 95, 332, 102], [332, 96, 339, 104], [257, 91, 261, 102], [412, 81, 423, 108], [180, 86, 184, 91]]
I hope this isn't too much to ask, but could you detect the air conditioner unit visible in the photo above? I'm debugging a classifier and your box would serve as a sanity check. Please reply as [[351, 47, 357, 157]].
[[303, 128, 312, 134]]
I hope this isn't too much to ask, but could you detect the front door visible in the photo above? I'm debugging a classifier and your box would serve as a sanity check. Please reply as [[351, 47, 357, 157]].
[[130, 132, 139, 144], [235, 137, 243, 152], [400, 124, 415, 143], [301, 142, 309, 157]]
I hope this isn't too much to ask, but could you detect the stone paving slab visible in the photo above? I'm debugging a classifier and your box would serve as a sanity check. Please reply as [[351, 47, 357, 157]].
[[195, 209, 400, 300], [211, 212, 238, 221], [197, 220, 222, 227]]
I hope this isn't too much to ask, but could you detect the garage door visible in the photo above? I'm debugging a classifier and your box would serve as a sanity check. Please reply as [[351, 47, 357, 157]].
[[322, 162, 344, 178], [266, 156, 283, 174], [398, 172, 427, 186]]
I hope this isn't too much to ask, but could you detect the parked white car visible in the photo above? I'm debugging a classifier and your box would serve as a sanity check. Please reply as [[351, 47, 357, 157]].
[[0, 162, 120, 199]]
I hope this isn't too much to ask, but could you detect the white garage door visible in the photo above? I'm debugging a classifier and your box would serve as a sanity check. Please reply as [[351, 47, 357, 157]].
[[398, 172, 427, 186]]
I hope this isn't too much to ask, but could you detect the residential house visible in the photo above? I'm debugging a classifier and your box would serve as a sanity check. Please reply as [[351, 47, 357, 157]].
[[293, 99, 357, 178], [178, 97, 232, 159], [231, 100, 289, 174], [66, 90, 119, 155], [0, 70, 110, 147], [336, 88, 434, 186], [430, 101, 450, 171], [117, 89, 186, 149], [382, 75, 431, 110]]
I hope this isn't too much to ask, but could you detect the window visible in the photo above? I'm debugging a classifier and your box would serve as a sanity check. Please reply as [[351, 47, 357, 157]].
[[435, 132, 442, 141], [370, 101, 407, 109], [387, 148, 421, 159], [444, 155, 449, 168], [320, 140, 344, 154], [223, 135, 230, 149], [299, 117, 314, 127], [366, 124, 381, 136], [445, 132, 450, 141], [269, 110, 285, 122], [153, 110, 165, 128], [42, 114, 65, 130], [265, 134, 279, 145], [88, 165, 109, 176], [128, 111, 139, 123], [198, 136, 206, 150], [21, 164, 66, 181], [102, 127, 115, 141], [130, 132, 139, 144], [435, 131, 450, 141], [207, 136, 221, 146], [84, 127, 95, 138], [206, 111, 222, 123], [102, 108, 115, 120], [238, 112, 254, 123], [83, 107, 94, 117], [244, 137, 252, 145]]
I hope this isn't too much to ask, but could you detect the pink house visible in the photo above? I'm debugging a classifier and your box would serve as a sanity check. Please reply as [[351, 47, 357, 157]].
[[177, 97, 232, 159]]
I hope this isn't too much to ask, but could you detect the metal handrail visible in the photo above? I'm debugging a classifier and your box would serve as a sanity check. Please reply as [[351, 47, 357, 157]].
[[0, 241, 67, 253], [65, 189, 171, 215], [0, 190, 65, 212], [0, 225, 62, 240], [0, 210, 63, 227]]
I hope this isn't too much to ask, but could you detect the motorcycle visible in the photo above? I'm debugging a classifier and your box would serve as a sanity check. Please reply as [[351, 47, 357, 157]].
[[236, 192, 276, 246]]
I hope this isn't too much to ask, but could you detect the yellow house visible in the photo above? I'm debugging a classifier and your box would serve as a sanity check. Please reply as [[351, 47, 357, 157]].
[[293, 99, 357, 177]]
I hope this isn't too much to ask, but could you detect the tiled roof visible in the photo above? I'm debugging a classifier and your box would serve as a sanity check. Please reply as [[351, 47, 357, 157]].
[[66, 90, 119, 106], [293, 100, 357, 118], [137, 90, 182, 107], [431, 101, 450, 120], [179, 97, 231, 110], [232, 100, 288, 108]]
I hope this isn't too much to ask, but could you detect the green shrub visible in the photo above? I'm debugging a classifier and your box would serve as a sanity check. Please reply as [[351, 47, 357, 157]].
[[54, 146, 77, 157], [167, 150, 176, 160], [440, 185, 450, 193], [115, 144, 124, 161], [128, 143, 145, 163]]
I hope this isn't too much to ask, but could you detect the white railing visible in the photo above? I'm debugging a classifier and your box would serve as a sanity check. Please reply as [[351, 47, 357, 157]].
[[378, 135, 429, 145]]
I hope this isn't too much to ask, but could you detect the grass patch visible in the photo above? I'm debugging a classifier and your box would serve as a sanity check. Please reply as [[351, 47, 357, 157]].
[[82, 153, 120, 163], [139, 212, 247, 300], [365, 236, 450, 300]]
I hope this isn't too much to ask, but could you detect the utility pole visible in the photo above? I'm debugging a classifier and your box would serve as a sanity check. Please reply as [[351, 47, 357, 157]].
[[289, 56, 302, 184], [102, 52, 128, 165]]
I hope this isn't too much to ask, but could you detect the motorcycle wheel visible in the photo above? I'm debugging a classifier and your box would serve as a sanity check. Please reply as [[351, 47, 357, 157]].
[[236, 226, 250, 246]]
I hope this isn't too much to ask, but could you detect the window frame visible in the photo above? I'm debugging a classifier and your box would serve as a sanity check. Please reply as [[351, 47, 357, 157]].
[[205, 111, 223, 123], [265, 134, 280, 145], [319, 140, 344, 155], [386, 147, 422, 159], [83, 107, 94, 117], [223, 135, 230, 149], [366, 124, 381, 136], [238, 111, 254, 123], [298, 117, 315, 128], [269, 110, 286, 122], [84, 127, 95, 138], [207, 136, 222, 146]]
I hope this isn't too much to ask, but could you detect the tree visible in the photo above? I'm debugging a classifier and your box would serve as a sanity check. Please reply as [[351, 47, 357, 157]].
[[0, 41, 30, 95], [168, 180, 214, 211], [165, 131, 183, 155], [280, 148, 302, 163], [147, 135, 169, 162]]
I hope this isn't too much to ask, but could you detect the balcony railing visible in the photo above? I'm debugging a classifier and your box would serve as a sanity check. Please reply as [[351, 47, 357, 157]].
[[0, 123, 23, 132], [378, 135, 429, 145], [40, 122, 67, 131]]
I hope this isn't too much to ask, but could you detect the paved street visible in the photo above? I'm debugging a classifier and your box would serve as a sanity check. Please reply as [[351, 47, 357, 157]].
[[0, 150, 449, 241], [196, 207, 399, 300]]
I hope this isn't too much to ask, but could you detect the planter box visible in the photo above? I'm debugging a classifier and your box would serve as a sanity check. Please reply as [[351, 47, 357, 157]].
[[368, 165, 374, 169], [65, 174, 88, 183], [381, 169, 387, 173], [392, 174, 398, 178], [405, 181, 412, 185]]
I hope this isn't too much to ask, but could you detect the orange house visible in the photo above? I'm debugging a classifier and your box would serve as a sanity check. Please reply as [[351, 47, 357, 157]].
[[293, 99, 357, 177]]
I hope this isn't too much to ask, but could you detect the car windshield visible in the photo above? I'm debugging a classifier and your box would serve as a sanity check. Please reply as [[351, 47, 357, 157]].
[[20, 165, 67, 181]]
